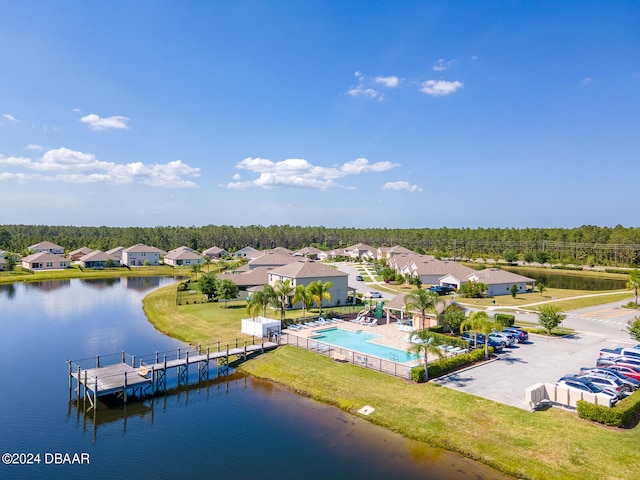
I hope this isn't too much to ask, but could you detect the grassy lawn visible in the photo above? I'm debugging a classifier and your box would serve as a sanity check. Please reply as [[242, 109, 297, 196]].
[[0, 264, 194, 284], [241, 347, 640, 480]]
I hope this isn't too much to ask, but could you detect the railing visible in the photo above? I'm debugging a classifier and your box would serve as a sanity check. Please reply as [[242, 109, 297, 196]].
[[281, 333, 413, 380]]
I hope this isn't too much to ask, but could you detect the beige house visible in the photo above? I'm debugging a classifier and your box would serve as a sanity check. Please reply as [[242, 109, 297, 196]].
[[268, 261, 354, 308], [122, 244, 165, 266], [22, 252, 69, 271], [69, 247, 93, 261], [163, 246, 204, 267], [28, 241, 65, 255], [343, 243, 376, 260], [79, 250, 120, 269]]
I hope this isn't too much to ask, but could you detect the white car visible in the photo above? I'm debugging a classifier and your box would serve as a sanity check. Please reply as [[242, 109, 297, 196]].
[[368, 291, 382, 298], [488, 332, 515, 347], [556, 376, 618, 407]]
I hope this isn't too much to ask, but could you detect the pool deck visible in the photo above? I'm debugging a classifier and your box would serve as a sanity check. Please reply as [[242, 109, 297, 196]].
[[284, 319, 444, 364]]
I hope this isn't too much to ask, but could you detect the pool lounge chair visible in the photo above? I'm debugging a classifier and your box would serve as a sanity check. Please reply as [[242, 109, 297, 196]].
[[364, 318, 377, 327]]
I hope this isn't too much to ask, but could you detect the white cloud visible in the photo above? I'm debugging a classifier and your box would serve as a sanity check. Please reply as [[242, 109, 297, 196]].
[[2, 114, 20, 122], [347, 71, 383, 100], [374, 76, 400, 87], [80, 113, 130, 130], [382, 181, 421, 192], [420, 80, 464, 96], [432, 59, 456, 72], [0, 148, 200, 188], [580, 77, 593, 86], [226, 157, 399, 190], [471, 55, 478, 61], [26, 144, 43, 151]]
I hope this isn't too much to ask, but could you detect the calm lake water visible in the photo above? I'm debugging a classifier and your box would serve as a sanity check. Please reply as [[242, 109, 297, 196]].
[[501, 267, 628, 290], [0, 277, 511, 480]]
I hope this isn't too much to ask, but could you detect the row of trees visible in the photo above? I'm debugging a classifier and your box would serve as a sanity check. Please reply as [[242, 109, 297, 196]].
[[2, 224, 640, 266], [245, 279, 333, 323]]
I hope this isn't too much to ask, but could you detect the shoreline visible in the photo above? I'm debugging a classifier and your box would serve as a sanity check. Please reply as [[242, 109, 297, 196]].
[[140, 281, 640, 480]]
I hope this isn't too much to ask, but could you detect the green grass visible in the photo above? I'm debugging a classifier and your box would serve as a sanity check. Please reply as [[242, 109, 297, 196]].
[[240, 347, 640, 480], [0, 264, 195, 284]]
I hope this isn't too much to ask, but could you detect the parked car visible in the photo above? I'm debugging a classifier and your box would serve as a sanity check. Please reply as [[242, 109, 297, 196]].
[[488, 332, 515, 347], [579, 367, 640, 393], [602, 363, 640, 382], [599, 347, 640, 361], [461, 332, 504, 353], [427, 285, 455, 296], [501, 327, 529, 343], [576, 373, 625, 398], [597, 356, 640, 370], [368, 291, 382, 298], [556, 376, 618, 407], [355, 275, 363, 281]]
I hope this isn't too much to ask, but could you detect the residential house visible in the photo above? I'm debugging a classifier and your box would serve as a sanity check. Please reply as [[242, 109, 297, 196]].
[[79, 250, 120, 269], [121, 244, 165, 266], [246, 251, 299, 270], [235, 246, 261, 260], [21, 252, 69, 271], [105, 246, 125, 261], [449, 268, 535, 297], [343, 243, 376, 260], [203, 246, 229, 259], [28, 241, 65, 255], [69, 247, 93, 261], [382, 293, 467, 330], [163, 247, 204, 267], [293, 246, 323, 260], [317, 247, 347, 261], [268, 261, 353, 308], [377, 245, 414, 261], [264, 246, 293, 255]]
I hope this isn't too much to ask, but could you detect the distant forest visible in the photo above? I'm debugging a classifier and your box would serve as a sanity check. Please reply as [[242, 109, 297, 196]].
[[1, 224, 640, 266]]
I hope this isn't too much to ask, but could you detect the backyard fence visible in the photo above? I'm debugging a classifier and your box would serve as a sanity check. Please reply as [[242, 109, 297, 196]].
[[281, 332, 413, 380]]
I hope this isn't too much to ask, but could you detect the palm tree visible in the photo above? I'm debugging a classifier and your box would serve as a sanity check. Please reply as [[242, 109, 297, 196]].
[[246, 284, 276, 319], [190, 263, 202, 280], [202, 255, 213, 273], [403, 289, 443, 331], [307, 280, 333, 316], [460, 311, 501, 360], [292, 284, 314, 319], [628, 269, 640, 307], [407, 331, 445, 382], [273, 279, 294, 320]]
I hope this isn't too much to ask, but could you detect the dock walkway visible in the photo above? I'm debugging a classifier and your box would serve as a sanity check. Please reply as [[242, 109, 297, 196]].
[[69, 338, 278, 409]]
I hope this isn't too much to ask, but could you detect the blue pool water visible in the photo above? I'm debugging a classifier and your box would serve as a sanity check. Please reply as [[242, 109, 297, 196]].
[[314, 328, 418, 362]]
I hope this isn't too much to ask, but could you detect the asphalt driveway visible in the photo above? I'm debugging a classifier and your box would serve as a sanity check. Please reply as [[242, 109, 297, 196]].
[[431, 302, 638, 410]]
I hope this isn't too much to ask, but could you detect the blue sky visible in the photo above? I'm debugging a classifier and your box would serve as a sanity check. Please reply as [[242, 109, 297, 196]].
[[1, 1, 638, 229]]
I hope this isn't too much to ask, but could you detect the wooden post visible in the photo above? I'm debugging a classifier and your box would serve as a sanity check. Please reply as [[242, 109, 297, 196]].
[[206, 347, 210, 380], [122, 350, 125, 363], [131, 355, 135, 368], [83, 370, 88, 410], [151, 366, 155, 395], [261, 339, 264, 353], [123, 371, 128, 404], [177, 347, 181, 359], [68, 360, 73, 400], [77, 365, 82, 400], [96, 355, 100, 368], [244, 341, 247, 360], [226, 344, 229, 366], [94, 377, 98, 411], [155, 351, 159, 364], [197, 344, 201, 355]]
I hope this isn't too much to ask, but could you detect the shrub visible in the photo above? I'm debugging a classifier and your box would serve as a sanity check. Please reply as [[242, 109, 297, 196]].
[[494, 313, 515, 327], [411, 366, 425, 383], [427, 325, 444, 334], [551, 265, 583, 271], [577, 390, 640, 427], [427, 347, 489, 379], [605, 269, 630, 275]]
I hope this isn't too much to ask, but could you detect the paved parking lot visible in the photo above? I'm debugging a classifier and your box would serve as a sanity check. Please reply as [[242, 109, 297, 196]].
[[431, 333, 612, 409]]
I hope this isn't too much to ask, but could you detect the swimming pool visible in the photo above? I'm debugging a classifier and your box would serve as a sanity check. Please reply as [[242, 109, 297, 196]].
[[313, 327, 418, 363]]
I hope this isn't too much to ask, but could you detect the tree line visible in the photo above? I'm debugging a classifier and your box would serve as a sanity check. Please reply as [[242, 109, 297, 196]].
[[1, 223, 640, 266]]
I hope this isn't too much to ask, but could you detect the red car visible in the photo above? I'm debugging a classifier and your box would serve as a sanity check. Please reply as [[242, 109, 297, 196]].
[[606, 364, 640, 382]]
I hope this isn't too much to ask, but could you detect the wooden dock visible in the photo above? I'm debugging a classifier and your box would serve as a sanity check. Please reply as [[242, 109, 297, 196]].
[[68, 339, 278, 410]]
